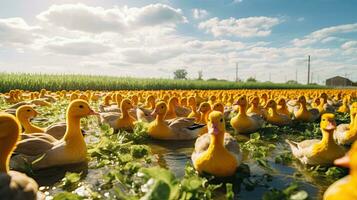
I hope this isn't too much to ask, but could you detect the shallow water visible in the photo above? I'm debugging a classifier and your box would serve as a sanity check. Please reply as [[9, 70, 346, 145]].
[[148, 138, 333, 200]]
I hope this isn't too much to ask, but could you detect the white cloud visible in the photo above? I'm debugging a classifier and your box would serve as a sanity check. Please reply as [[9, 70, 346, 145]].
[[198, 16, 281, 37], [292, 23, 357, 46], [233, 0, 243, 3], [341, 41, 357, 49], [0, 18, 40, 45], [192, 9, 209, 19], [41, 37, 111, 56], [37, 3, 187, 33]]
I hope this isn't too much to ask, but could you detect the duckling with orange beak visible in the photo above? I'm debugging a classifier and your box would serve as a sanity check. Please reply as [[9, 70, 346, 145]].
[[230, 96, 263, 134], [265, 99, 292, 126], [0, 113, 41, 199], [286, 113, 346, 166], [192, 111, 242, 177], [147, 102, 205, 140], [293, 96, 319, 122], [276, 97, 290, 117], [323, 141, 357, 200], [13, 100, 98, 170]]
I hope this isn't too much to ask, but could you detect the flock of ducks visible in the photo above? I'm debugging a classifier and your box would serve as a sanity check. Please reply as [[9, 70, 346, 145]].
[[0, 88, 357, 199]]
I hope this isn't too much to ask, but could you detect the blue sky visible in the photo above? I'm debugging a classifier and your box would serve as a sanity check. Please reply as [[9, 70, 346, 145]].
[[0, 0, 356, 83]]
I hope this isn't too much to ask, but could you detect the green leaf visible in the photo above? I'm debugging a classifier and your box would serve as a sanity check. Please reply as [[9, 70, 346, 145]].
[[290, 190, 308, 200], [141, 180, 171, 200], [53, 192, 83, 200]]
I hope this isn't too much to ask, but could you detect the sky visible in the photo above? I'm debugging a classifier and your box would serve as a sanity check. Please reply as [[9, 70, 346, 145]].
[[0, 0, 356, 83]]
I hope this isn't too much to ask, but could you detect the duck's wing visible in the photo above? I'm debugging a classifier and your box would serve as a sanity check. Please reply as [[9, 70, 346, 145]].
[[191, 134, 210, 163], [99, 112, 121, 127], [224, 133, 242, 163], [14, 138, 55, 156], [309, 108, 320, 121], [248, 113, 264, 127], [45, 122, 67, 140], [136, 107, 154, 122], [20, 133, 57, 143], [104, 105, 120, 113], [175, 106, 191, 117], [8, 101, 29, 109], [168, 117, 205, 140], [285, 139, 319, 158]]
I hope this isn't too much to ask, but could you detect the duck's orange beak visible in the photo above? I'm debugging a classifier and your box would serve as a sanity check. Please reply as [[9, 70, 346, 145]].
[[334, 153, 350, 168], [325, 121, 336, 130], [151, 109, 157, 116]]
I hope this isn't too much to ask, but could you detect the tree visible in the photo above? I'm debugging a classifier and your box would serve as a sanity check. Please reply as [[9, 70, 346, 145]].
[[286, 80, 298, 84], [197, 70, 203, 80], [246, 77, 257, 82], [173, 69, 188, 80]]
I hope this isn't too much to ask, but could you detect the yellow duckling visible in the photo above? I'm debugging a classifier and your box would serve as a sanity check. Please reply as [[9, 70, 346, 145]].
[[230, 96, 264, 134], [13, 100, 98, 170], [276, 97, 290, 116], [293, 96, 319, 122], [99, 99, 136, 131], [165, 97, 178, 120], [187, 96, 201, 122], [323, 141, 357, 200], [337, 96, 350, 113], [335, 102, 357, 145], [136, 95, 156, 123], [0, 113, 41, 200], [192, 111, 242, 177], [198, 102, 211, 124], [147, 102, 205, 140], [265, 99, 292, 126], [286, 113, 346, 166], [16, 105, 83, 141], [247, 96, 266, 117]]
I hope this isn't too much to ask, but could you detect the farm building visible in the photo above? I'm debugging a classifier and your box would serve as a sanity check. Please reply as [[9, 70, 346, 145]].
[[325, 76, 354, 87]]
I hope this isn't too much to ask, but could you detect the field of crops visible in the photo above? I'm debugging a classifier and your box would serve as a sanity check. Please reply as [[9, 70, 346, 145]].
[[0, 73, 327, 92], [0, 88, 356, 200]]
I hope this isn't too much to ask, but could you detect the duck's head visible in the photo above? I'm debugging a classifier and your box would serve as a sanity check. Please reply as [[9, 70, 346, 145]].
[[212, 102, 224, 113], [297, 95, 306, 104], [0, 113, 21, 172], [67, 99, 98, 118], [210, 95, 217, 102], [16, 105, 39, 120], [120, 99, 133, 111], [146, 95, 155, 104], [320, 113, 336, 131], [277, 98, 286, 105], [207, 111, 225, 136], [188, 96, 196, 107], [199, 102, 211, 113], [251, 96, 259, 105], [168, 97, 179, 107], [265, 100, 277, 109], [233, 95, 247, 107], [152, 101, 167, 116], [320, 93, 328, 101], [180, 98, 188, 107]]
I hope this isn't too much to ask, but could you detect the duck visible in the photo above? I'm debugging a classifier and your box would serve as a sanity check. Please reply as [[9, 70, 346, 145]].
[[136, 95, 156, 123], [293, 96, 320, 122], [286, 113, 346, 166], [318, 93, 335, 114], [265, 99, 292, 126], [276, 97, 290, 117], [323, 141, 357, 200], [230, 96, 264, 134], [0, 113, 41, 200], [198, 102, 211, 124], [12, 100, 98, 170], [247, 96, 266, 118], [337, 96, 350, 113], [334, 102, 357, 145], [147, 101, 205, 140], [16, 105, 84, 141], [192, 111, 242, 177], [187, 96, 201, 122], [99, 99, 136, 131]]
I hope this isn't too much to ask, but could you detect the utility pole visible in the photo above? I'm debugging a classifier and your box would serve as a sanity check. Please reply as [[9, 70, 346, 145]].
[[295, 69, 298, 83], [307, 55, 311, 84], [235, 62, 238, 82]]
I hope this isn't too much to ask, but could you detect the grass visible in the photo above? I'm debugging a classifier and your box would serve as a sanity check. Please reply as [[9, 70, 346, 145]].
[[0, 72, 328, 92]]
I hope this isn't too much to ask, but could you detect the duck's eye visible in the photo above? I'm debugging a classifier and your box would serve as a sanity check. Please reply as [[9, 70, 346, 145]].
[[79, 105, 84, 108], [322, 119, 326, 121], [161, 106, 164, 109], [220, 118, 223, 122], [27, 109, 31, 112]]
